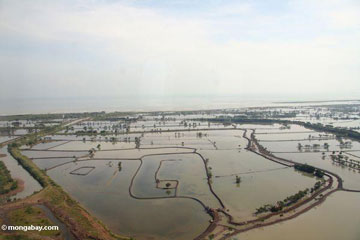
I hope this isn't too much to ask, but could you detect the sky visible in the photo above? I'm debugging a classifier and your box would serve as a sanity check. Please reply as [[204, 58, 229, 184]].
[[0, 0, 360, 104]]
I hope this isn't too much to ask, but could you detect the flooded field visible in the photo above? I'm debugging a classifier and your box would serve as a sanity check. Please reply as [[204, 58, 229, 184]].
[[20, 126, 330, 239], [46, 159, 210, 240], [1, 0, 360, 236], [255, 125, 360, 190], [2, 103, 360, 240]]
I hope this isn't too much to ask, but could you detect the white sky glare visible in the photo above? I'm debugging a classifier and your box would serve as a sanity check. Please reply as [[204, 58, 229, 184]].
[[0, 0, 359, 101]]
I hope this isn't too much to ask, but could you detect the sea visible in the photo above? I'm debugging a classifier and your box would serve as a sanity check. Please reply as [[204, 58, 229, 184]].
[[0, 95, 358, 115]]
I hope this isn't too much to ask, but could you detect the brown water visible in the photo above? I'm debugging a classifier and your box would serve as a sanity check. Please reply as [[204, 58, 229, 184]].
[[254, 126, 360, 190], [46, 155, 210, 240], [236, 191, 360, 240], [198, 131, 316, 221], [26, 126, 360, 239], [0, 147, 42, 199]]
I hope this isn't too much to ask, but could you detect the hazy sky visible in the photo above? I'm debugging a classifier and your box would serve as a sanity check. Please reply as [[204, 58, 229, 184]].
[[0, 0, 359, 101]]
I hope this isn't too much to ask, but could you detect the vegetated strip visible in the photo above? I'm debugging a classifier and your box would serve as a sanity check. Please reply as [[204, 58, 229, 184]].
[[204, 117, 360, 141], [196, 127, 348, 239], [4, 119, 132, 240], [0, 160, 19, 196], [270, 150, 360, 153], [220, 134, 341, 239]]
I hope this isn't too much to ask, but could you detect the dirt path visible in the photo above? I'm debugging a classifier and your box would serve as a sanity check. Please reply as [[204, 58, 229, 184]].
[[4, 124, 358, 240], [196, 128, 350, 240]]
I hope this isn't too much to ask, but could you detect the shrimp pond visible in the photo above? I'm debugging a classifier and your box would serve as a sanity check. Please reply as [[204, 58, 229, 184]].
[[1, 102, 360, 239]]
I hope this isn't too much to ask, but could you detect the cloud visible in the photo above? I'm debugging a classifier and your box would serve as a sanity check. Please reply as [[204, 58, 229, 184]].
[[327, 8, 360, 28], [0, 0, 359, 101]]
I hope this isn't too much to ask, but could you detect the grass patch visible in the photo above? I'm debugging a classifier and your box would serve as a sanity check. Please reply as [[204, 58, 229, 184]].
[[0, 161, 18, 195], [0, 234, 42, 240], [7, 139, 129, 239], [7, 206, 61, 237]]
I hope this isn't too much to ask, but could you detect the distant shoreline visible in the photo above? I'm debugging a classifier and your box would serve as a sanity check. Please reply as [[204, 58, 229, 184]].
[[1, 97, 359, 116], [1, 99, 359, 118], [273, 99, 360, 104]]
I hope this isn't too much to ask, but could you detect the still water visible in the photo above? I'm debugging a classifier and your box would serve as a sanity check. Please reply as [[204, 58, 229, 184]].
[[237, 191, 360, 240]]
